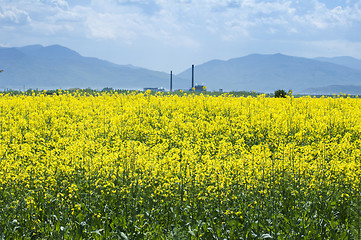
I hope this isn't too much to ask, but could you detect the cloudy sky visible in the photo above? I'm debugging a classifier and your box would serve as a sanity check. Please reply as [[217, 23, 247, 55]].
[[1, 0, 361, 73]]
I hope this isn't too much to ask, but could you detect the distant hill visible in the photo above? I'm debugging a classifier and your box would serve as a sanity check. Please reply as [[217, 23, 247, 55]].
[[302, 85, 361, 95], [0, 44, 187, 90], [177, 54, 361, 93], [2, 45, 361, 94], [314, 56, 361, 72]]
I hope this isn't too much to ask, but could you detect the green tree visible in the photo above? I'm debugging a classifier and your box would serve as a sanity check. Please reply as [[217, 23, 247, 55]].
[[274, 89, 287, 98]]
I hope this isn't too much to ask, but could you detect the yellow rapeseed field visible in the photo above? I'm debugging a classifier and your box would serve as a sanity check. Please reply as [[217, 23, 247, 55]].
[[0, 91, 360, 239]]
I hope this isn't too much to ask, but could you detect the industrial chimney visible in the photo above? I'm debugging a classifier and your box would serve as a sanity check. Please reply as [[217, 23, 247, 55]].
[[191, 64, 194, 90], [170, 70, 173, 92]]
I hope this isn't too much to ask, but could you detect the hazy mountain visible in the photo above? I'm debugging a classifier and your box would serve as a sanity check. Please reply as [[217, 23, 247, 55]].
[[2, 45, 361, 94], [314, 56, 361, 72], [302, 85, 361, 95], [0, 44, 186, 90], [177, 54, 361, 93]]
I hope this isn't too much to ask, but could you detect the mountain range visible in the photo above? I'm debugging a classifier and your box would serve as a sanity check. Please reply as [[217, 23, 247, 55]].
[[1, 44, 361, 94], [178, 54, 361, 93], [0, 44, 187, 91]]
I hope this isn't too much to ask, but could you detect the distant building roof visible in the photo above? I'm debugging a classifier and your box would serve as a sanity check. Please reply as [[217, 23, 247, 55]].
[[143, 87, 165, 92], [191, 85, 206, 92]]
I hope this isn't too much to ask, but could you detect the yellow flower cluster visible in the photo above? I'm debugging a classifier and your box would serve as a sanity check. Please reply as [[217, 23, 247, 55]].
[[0, 91, 360, 238], [0, 92, 359, 194]]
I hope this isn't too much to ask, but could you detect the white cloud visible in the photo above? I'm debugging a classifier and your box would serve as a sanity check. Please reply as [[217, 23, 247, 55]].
[[69, 0, 200, 46], [2, 0, 361, 71], [0, 6, 31, 25], [85, 11, 140, 41], [38, 0, 69, 9], [291, 0, 361, 30], [2, 0, 360, 43]]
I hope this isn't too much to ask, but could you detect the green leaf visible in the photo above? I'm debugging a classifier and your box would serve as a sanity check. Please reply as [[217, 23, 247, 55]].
[[77, 213, 84, 222], [261, 233, 272, 239], [121, 232, 129, 240], [92, 229, 104, 236], [188, 226, 196, 236]]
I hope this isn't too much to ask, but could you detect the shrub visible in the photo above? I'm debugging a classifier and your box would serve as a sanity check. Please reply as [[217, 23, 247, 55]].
[[275, 89, 287, 98]]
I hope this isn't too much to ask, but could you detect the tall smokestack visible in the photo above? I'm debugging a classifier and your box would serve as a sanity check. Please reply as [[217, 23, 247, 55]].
[[170, 71, 173, 92], [192, 64, 194, 89]]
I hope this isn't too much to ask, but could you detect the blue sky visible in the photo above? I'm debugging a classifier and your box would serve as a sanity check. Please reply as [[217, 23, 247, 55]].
[[1, 0, 361, 73]]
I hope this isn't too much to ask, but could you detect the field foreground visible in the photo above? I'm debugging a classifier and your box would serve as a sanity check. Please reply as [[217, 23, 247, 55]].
[[0, 92, 360, 239]]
